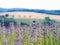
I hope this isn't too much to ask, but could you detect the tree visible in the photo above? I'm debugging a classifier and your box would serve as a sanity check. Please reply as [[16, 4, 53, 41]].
[[0, 15, 16, 27], [5, 14, 9, 17], [43, 17, 56, 25], [4, 18, 16, 27], [45, 17, 51, 24]]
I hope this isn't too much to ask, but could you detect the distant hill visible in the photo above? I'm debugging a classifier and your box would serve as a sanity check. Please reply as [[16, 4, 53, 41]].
[[0, 8, 60, 15]]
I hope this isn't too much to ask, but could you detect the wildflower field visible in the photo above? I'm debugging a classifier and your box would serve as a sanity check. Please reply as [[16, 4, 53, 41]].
[[0, 17, 60, 45]]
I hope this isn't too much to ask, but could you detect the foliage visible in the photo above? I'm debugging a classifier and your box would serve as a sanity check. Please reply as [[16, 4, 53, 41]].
[[5, 14, 9, 17], [4, 18, 16, 27], [42, 17, 56, 25], [20, 22, 29, 26], [0, 16, 16, 27]]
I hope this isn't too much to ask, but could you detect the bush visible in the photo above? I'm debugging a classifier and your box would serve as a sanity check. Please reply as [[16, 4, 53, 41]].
[[20, 22, 29, 26]]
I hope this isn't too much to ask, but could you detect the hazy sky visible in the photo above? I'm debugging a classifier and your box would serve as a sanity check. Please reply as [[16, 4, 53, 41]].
[[0, 0, 60, 10]]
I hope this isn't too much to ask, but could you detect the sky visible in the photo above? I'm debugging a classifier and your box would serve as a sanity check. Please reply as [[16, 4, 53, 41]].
[[0, 0, 60, 10]]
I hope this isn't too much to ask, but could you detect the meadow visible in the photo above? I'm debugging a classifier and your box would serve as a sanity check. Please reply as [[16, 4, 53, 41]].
[[0, 17, 60, 45]]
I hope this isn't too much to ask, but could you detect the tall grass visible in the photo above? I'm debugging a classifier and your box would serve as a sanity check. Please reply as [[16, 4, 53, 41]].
[[0, 20, 60, 45]]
